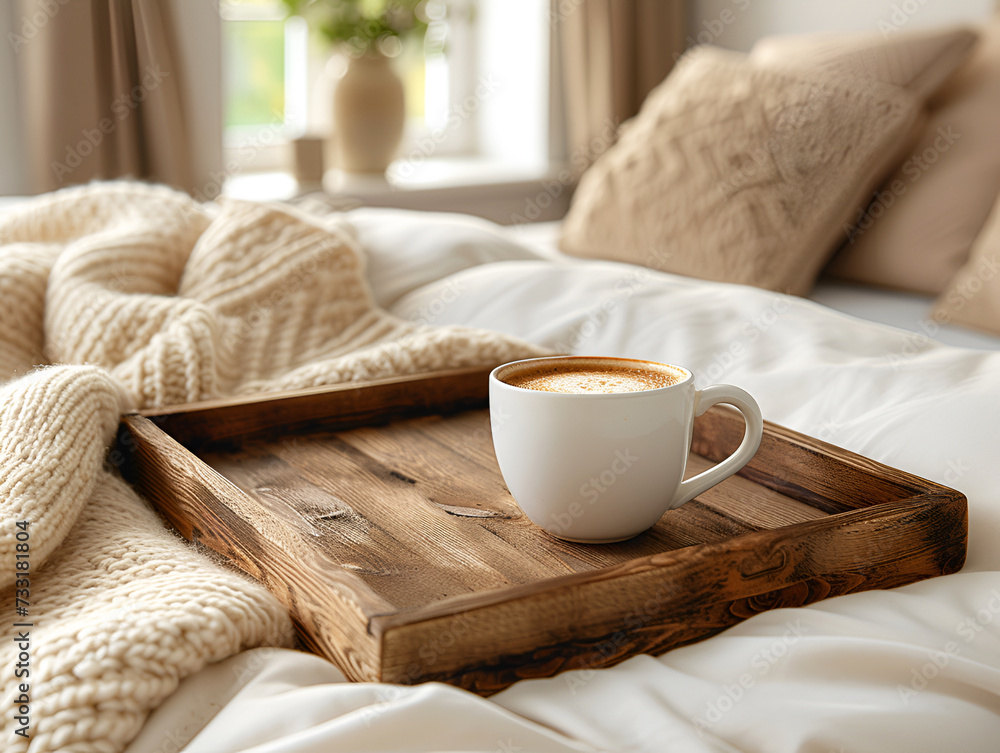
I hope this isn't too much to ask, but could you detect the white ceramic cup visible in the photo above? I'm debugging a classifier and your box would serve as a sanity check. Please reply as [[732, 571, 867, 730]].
[[489, 356, 764, 543]]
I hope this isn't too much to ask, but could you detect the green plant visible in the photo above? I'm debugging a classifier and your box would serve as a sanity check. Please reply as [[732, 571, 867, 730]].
[[282, 0, 437, 57]]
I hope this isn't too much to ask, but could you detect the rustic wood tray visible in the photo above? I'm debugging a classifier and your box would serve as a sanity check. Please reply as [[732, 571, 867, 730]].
[[118, 366, 967, 695]]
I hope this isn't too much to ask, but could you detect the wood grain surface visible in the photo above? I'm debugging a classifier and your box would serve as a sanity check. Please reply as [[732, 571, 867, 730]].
[[119, 370, 968, 694]]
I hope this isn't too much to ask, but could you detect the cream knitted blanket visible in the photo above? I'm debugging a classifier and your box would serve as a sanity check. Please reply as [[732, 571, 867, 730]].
[[0, 183, 543, 752]]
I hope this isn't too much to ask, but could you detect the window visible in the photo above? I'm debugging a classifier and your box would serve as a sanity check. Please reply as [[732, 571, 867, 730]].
[[219, 0, 551, 193], [220, 0, 307, 173]]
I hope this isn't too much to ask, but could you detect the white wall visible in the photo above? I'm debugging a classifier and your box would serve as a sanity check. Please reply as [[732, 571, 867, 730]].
[[686, 0, 997, 53]]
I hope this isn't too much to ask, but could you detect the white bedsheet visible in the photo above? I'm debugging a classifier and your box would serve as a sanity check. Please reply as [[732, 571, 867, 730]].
[[506, 216, 1000, 352], [811, 280, 1000, 352], [130, 209, 1000, 753]]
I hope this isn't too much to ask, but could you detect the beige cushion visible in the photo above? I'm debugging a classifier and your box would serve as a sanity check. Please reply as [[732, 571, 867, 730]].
[[930, 191, 1000, 334], [559, 47, 920, 294], [823, 20, 1000, 294], [749, 25, 979, 101]]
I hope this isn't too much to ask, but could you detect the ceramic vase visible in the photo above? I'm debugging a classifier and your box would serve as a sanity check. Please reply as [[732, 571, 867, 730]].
[[333, 52, 405, 174]]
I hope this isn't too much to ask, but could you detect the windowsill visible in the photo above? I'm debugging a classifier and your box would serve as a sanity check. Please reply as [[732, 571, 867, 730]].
[[222, 157, 576, 225], [383, 157, 559, 189], [224, 172, 302, 202]]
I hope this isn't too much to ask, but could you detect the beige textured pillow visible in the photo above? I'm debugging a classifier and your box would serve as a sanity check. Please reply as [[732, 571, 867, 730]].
[[749, 25, 979, 101], [931, 191, 1000, 334], [560, 28, 978, 295], [824, 20, 1000, 294], [559, 46, 920, 294]]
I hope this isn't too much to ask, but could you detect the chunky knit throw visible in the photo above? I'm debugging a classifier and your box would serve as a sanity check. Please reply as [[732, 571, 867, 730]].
[[0, 183, 544, 752]]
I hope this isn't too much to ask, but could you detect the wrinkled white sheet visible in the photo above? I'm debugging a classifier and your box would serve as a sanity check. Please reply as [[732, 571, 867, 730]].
[[503, 215, 1000, 352], [136, 210, 1000, 753]]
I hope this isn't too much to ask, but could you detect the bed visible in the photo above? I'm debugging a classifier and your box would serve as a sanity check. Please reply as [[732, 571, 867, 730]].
[[101, 202, 998, 753]]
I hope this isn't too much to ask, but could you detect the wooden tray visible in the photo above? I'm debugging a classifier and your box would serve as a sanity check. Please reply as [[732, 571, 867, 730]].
[[118, 366, 967, 695]]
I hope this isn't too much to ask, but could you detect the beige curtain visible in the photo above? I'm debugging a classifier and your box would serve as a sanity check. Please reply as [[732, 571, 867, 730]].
[[557, 0, 686, 168], [15, 0, 195, 194]]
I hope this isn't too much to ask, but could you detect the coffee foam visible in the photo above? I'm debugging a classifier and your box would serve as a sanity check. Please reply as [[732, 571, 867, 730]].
[[504, 363, 679, 394]]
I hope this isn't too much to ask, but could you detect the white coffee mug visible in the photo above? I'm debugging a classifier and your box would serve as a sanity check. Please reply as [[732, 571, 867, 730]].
[[489, 356, 764, 543]]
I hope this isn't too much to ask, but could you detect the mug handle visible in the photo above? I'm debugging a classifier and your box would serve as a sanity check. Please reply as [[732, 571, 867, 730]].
[[669, 384, 764, 510]]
